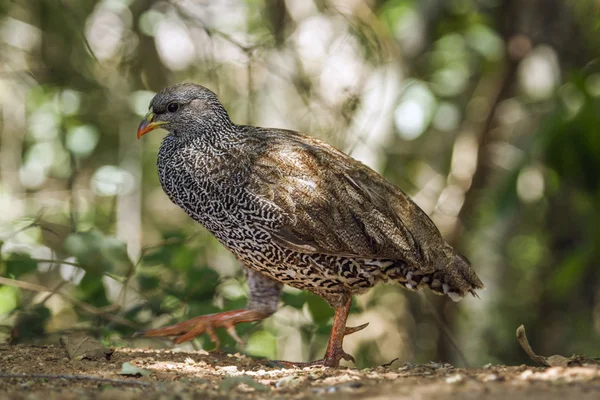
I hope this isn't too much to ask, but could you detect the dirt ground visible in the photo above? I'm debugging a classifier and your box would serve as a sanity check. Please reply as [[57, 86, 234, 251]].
[[1, 344, 599, 400]]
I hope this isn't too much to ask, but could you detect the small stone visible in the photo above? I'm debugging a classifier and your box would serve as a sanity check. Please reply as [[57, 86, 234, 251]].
[[275, 376, 302, 388], [218, 365, 238, 373], [519, 370, 534, 380], [483, 374, 500, 382], [445, 374, 464, 384]]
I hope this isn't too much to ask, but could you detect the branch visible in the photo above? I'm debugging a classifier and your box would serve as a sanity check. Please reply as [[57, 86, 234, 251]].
[[0, 277, 136, 329], [27, 258, 82, 268], [0, 373, 150, 387]]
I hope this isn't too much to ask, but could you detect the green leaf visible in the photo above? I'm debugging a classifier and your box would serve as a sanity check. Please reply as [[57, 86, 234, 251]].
[[119, 362, 151, 376], [245, 330, 277, 359], [306, 293, 334, 325], [281, 291, 308, 309], [186, 302, 220, 319], [0, 285, 21, 314], [137, 273, 160, 291], [186, 267, 219, 300], [64, 229, 133, 276], [141, 248, 168, 266], [172, 246, 196, 271], [76, 272, 109, 307], [4, 253, 38, 277], [12, 305, 50, 343]]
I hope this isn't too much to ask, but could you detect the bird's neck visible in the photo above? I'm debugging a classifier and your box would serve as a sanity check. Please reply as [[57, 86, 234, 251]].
[[175, 120, 244, 151]]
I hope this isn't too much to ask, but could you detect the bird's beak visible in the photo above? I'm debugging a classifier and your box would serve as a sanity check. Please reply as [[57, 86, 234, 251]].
[[137, 111, 169, 139]]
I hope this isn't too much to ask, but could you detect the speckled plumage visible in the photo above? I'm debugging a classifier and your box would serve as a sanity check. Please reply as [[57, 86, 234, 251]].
[[137, 83, 483, 365]]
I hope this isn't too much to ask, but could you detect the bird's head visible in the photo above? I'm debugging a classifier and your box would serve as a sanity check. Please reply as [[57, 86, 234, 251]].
[[137, 83, 232, 139]]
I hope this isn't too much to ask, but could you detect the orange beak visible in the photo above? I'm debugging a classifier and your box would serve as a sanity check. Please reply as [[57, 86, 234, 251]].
[[137, 111, 169, 139]]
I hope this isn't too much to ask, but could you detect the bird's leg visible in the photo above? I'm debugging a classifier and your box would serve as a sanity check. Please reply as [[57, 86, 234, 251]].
[[320, 294, 365, 366], [136, 269, 282, 347], [275, 294, 368, 368], [136, 309, 270, 345]]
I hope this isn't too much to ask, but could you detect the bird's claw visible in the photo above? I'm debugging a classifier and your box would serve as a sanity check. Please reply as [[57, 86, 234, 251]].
[[345, 322, 369, 335], [270, 322, 364, 368], [271, 349, 356, 369], [225, 324, 244, 345]]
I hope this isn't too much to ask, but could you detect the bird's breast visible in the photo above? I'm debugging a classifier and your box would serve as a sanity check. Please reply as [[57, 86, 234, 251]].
[[156, 139, 283, 242]]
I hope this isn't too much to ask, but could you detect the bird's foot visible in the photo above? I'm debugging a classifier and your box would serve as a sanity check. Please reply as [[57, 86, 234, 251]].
[[134, 309, 268, 346], [272, 349, 355, 369], [271, 322, 369, 368]]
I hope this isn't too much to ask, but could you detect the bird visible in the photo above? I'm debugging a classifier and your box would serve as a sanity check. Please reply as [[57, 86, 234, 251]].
[[135, 83, 484, 367]]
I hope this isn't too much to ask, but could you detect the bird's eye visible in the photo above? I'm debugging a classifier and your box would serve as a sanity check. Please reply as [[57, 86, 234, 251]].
[[167, 102, 179, 113]]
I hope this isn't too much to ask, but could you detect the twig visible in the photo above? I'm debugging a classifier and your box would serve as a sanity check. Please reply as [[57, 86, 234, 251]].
[[30, 258, 83, 268], [0, 373, 150, 387], [0, 277, 136, 329], [114, 233, 199, 308], [2, 213, 49, 241], [247, 59, 253, 125], [381, 358, 399, 368], [138, 233, 199, 257], [38, 280, 69, 308]]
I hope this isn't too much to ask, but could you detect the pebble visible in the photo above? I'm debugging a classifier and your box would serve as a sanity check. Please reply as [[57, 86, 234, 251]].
[[218, 365, 238, 373], [483, 373, 500, 382], [445, 374, 464, 384], [275, 375, 302, 388]]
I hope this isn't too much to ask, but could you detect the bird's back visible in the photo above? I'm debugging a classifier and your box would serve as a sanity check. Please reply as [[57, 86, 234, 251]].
[[240, 126, 483, 299]]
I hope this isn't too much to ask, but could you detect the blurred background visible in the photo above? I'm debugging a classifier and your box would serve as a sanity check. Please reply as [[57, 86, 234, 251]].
[[0, 0, 599, 368]]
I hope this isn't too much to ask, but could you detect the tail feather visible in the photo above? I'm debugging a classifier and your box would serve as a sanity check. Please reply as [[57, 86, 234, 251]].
[[383, 252, 484, 302], [440, 252, 484, 300]]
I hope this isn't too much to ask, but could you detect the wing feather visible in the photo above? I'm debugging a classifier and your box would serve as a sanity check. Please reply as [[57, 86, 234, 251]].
[[245, 128, 444, 270]]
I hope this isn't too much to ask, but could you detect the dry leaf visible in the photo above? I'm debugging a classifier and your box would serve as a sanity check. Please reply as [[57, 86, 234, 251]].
[[59, 332, 113, 361], [516, 325, 600, 367]]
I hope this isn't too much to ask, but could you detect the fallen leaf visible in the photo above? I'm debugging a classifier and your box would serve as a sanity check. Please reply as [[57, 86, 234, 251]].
[[516, 325, 550, 367], [119, 362, 152, 377], [516, 325, 600, 367], [59, 332, 113, 361], [545, 355, 571, 367]]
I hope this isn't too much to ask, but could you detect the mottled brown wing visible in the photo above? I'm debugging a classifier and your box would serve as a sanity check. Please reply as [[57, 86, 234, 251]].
[[246, 128, 445, 270]]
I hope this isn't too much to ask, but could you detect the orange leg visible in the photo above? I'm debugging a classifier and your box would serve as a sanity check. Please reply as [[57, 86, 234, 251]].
[[136, 309, 269, 346], [277, 295, 368, 368], [320, 295, 368, 366]]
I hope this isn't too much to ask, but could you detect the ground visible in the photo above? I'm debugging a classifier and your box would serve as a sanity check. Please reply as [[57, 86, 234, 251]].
[[1, 344, 599, 399]]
